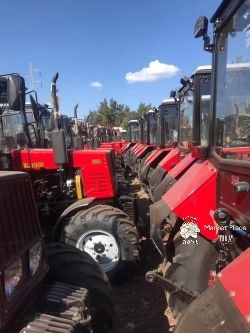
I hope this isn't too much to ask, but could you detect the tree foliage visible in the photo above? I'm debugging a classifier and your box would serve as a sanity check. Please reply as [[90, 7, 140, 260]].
[[85, 98, 154, 129]]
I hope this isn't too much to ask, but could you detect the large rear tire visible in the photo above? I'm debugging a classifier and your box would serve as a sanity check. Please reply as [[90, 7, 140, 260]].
[[163, 232, 217, 320], [45, 242, 114, 333], [60, 205, 140, 283]]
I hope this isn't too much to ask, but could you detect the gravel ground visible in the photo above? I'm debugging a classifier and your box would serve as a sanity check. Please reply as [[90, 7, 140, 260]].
[[112, 177, 175, 333]]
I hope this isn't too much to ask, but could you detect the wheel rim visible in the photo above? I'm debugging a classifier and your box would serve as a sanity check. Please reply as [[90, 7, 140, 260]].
[[76, 230, 120, 272]]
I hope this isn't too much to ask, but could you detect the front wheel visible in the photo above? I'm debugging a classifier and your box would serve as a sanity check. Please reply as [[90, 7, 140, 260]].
[[163, 232, 218, 320], [45, 242, 114, 333], [60, 205, 140, 283]]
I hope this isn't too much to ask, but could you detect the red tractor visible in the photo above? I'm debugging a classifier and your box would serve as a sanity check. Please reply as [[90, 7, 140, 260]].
[[0, 75, 114, 333], [0, 73, 140, 283], [125, 109, 157, 174], [138, 99, 178, 194], [146, 0, 250, 328], [149, 66, 211, 202]]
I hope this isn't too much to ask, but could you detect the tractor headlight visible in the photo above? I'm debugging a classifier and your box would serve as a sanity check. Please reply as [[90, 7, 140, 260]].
[[4, 258, 23, 302], [29, 241, 43, 276]]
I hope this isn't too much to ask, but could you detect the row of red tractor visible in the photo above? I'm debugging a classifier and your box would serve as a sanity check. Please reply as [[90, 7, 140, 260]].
[[1, 0, 250, 332]]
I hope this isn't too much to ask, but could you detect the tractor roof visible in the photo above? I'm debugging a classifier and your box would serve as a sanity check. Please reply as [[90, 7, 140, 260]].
[[191, 65, 212, 77]]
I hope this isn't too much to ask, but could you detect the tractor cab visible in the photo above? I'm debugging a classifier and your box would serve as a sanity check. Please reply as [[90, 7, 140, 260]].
[[117, 119, 139, 167], [139, 99, 179, 193], [156, 99, 179, 148], [151, 66, 212, 202], [128, 109, 157, 173]]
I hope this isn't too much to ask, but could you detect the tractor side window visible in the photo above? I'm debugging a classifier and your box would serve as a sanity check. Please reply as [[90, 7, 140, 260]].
[[143, 118, 148, 143], [130, 124, 138, 141], [179, 90, 193, 147], [164, 106, 178, 144], [149, 114, 157, 144], [214, 1, 250, 161]]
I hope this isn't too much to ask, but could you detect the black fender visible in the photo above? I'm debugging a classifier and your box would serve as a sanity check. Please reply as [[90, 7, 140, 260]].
[[150, 198, 172, 258], [154, 173, 176, 203], [52, 197, 95, 241]]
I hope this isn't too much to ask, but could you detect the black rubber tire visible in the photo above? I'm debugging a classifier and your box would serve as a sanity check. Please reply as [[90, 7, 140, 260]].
[[45, 242, 114, 333], [60, 205, 140, 283], [163, 232, 218, 320]]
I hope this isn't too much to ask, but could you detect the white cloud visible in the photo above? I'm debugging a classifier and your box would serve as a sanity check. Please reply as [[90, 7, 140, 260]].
[[125, 60, 180, 83], [90, 81, 103, 89]]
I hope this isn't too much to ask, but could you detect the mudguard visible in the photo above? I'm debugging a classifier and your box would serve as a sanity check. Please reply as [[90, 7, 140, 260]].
[[139, 148, 172, 183], [153, 153, 196, 202], [52, 197, 95, 241], [174, 248, 250, 333], [150, 160, 217, 258], [149, 148, 179, 188]]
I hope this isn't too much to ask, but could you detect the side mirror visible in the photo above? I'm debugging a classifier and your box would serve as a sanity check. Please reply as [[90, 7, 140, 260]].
[[194, 16, 208, 38], [7, 75, 25, 111], [180, 76, 190, 86], [170, 90, 176, 98]]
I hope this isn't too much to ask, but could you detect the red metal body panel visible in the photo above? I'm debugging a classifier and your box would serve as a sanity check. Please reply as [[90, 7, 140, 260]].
[[220, 147, 250, 160], [144, 149, 158, 164], [100, 142, 121, 154], [168, 153, 196, 179], [117, 142, 136, 155], [130, 143, 141, 153], [162, 160, 217, 240], [135, 144, 156, 157], [145, 148, 172, 166], [158, 147, 179, 171], [10, 149, 116, 198], [217, 247, 250, 326], [132, 143, 144, 154]]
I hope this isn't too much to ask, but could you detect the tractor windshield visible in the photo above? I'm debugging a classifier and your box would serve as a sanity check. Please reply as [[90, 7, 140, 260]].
[[179, 89, 193, 147], [214, 0, 250, 159], [2, 111, 26, 145], [143, 115, 149, 143], [157, 104, 179, 144]]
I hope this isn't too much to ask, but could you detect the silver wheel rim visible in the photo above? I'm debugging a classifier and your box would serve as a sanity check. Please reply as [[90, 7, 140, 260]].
[[76, 230, 120, 272]]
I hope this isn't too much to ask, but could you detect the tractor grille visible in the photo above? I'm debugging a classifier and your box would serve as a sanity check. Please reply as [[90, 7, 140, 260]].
[[0, 173, 41, 266], [89, 173, 109, 192]]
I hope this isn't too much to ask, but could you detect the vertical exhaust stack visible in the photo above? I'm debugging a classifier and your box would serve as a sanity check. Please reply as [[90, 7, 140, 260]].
[[72, 103, 84, 149], [50, 73, 68, 170]]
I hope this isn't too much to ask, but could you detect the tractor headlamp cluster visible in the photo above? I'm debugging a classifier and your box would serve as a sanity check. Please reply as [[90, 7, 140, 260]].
[[29, 241, 43, 276], [3, 241, 43, 303], [4, 258, 23, 303]]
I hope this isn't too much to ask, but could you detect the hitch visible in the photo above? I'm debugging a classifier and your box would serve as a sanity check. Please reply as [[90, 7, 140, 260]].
[[145, 271, 199, 305]]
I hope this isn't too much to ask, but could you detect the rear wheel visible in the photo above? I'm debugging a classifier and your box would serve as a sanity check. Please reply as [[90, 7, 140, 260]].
[[60, 205, 140, 282], [163, 232, 217, 320], [45, 242, 114, 333]]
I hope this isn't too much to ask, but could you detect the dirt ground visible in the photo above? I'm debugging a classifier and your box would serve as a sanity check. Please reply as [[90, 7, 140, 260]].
[[112, 177, 175, 333]]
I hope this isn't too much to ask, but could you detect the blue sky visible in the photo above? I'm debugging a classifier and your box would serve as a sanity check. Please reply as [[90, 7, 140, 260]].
[[1, 0, 221, 118]]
